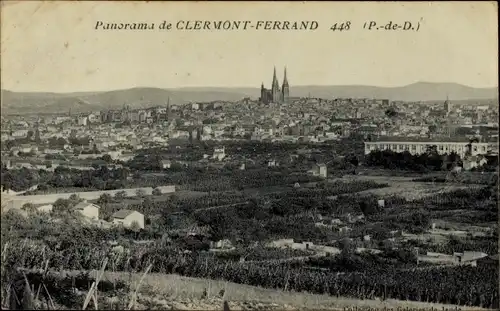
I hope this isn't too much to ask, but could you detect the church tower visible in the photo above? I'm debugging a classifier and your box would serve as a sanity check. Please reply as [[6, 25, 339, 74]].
[[271, 66, 281, 103], [282, 67, 289, 104], [260, 82, 266, 104]]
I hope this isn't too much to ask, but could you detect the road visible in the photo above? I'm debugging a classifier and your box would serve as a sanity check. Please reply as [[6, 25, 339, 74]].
[[195, 201, 250, 212]]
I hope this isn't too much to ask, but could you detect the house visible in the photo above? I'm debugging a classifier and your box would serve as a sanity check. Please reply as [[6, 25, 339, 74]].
[[268, 159, 279, 167], [309, 163, 327, 178], [418, 251, 489, 267], [339, 226, 352, 234], [295, 241, 314, 250], [112, 209, 145, 229], [267, 238, 295, 248], [37, 204, 53, 213], [161, 160, 172, 169], [353, 214, 365, 223], [211, 239, 234, 250], [390, 229, 404, 237], [462, 156, 488, 171], [74, 202, 100, 220], [331, 218, 343, 225], [315, 222, 329, 228], [453, 251, 488, 267], [212, 147, 226, 161]]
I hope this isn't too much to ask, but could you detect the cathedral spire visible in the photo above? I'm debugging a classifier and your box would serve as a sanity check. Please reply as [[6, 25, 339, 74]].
[[281, 66, 290, 104], [272, 66, 279, 89], [282, 67, 289, 86]]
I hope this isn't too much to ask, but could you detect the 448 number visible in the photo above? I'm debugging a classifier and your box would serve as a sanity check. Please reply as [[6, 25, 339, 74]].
[[330, 21, 351, 31]]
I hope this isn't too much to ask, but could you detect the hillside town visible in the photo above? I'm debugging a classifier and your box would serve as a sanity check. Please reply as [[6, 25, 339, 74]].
[[2, 94, 498, 167]]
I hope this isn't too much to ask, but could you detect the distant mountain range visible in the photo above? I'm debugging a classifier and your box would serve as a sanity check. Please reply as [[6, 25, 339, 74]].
[[1, 82, 497, 115]]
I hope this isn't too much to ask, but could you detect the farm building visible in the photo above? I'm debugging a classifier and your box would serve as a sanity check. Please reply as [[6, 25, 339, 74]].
[[418, 251, 489, 267], [212, 147, 226, 161], [112, 209, 145, 229], [210, 239, 234, 250], [292, 241, 314, 250], [266, 239, 294, 248], [453, 251, 489, 267], [37, 204, 53, 213], [74, 202, 100, 220], [161, 160, 172, 169], [309, 163, 327, 178], [339, 226, 352, 234]]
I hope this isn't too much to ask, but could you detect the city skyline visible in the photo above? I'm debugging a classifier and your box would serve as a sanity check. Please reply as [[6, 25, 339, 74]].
[[1, 2, 498, 93]]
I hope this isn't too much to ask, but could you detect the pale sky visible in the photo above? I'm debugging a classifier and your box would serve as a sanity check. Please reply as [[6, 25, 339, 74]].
[[1, 1, 498, 92]]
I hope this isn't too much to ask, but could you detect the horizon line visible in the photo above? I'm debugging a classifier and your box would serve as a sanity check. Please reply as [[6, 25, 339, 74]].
[[2, 81, 499, 94]]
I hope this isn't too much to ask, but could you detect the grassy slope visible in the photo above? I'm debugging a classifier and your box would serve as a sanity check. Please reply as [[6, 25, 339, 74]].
[[44, 269, 490, 311]]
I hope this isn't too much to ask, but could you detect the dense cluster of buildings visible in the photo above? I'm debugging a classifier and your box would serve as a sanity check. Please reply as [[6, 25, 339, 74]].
[[1, 68, 498, 173]]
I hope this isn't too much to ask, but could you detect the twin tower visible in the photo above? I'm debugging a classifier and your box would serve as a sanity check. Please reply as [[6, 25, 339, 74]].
[[259, 67, 290, 104]]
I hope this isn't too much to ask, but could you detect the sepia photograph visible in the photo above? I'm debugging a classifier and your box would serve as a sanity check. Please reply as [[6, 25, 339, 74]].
[[0, 1, 498, 310]]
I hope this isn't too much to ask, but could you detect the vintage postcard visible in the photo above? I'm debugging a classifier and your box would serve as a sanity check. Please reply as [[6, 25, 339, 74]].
[[0, 1, 498, 310]]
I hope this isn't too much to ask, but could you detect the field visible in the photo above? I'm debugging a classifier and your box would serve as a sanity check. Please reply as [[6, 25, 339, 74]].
[[2, 166, 497, 310], [13, 268, 489, 311], [338, 175, 482, 200]]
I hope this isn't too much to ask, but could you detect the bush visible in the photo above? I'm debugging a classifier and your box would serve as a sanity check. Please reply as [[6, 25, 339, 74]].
[[114, 190, 127, 200], [136, 189, 146, 198]]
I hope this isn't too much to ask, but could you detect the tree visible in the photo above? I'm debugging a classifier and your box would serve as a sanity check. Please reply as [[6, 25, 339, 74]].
[[102, 154, 113, 163], [385, 108, 398, 118], [130, 221, 141, 232], [345, 154, 359, 167], [21, 203, 36, 213], [37, 184, 49, 191], [53, 198, 72, 214], [115, 190, 127, 200], [382, 239, 395, 250], [136, 189, 146, 198], [339, 237, 356, 255], [371, 224, 390, 240], [425, 145, 438, 155], [359, 200, 380, 217], [152, 187, 162, 196], [97, 193, 113, 205], [68, 194, 83, 204]]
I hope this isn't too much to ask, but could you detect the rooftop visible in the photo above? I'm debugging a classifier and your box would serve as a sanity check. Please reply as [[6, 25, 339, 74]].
[[112, 209, 138, 219], [74, 202, 99, 210]]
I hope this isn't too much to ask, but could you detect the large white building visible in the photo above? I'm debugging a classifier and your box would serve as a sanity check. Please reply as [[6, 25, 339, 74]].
[[74, 202, 100, 220], [112, 209, 145, 229], [364, 138, 496, 158]]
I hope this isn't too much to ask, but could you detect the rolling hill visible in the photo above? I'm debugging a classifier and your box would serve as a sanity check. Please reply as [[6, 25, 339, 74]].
[[1, 82, 497, 115]]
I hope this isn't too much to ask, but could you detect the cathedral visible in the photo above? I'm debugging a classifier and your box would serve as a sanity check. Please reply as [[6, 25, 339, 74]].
[[259, 67, 290, 104]]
